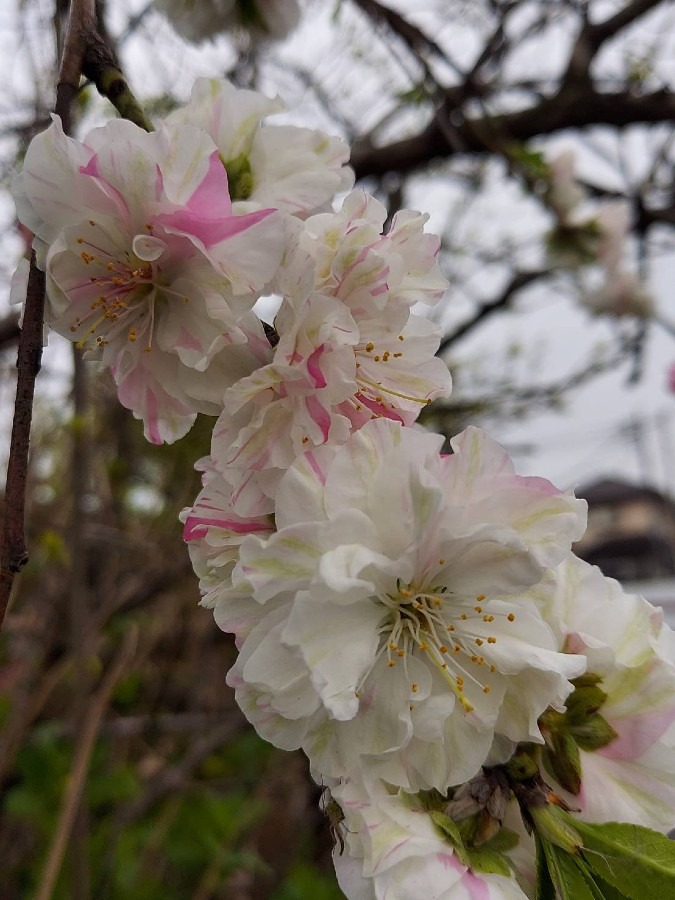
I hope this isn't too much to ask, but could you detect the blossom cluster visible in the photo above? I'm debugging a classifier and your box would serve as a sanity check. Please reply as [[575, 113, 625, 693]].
[[14, 77, 675, 898], [544, 149, 653, 319]]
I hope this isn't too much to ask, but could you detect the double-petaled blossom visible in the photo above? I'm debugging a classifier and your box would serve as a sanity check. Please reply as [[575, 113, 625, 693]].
[[545, 150, 586, 226], [221, 420, 587, 791], [535, 555, 675, 832], [13, 115, 283, 443], [296, 190, 448, 310], [330, 775, 529, 900], [583, 201, 653, 318], [181, 459, 275, 641], [210, 192, 452, 514], [164, 78, 353, 217]]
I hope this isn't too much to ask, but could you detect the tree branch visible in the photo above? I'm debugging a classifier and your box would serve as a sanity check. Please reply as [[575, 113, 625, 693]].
[[1, 0, 153, 634], [0, 311, 20, 352], [352, 88, 675, 179], [35, 626, 138, 900], [437, 269, 549, 354], [562, 0, 664, 87]]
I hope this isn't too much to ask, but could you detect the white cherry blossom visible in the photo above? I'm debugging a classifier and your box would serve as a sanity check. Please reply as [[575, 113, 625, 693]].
[[331, 775, 529, 900], [224, 420, 587, 790], [165, 78, 353, 216], [536, 555, 675, 832]]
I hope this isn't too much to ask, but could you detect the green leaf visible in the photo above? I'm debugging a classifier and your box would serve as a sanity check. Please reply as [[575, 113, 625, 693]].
[[570, 714, 618, 752], [543, 841, 600, 900], [429, 812, 513, 877], [535, 834, 557, 900], [571, 819, 675, 900]]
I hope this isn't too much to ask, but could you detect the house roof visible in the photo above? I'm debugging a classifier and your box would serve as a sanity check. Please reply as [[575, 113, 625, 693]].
[[577, 478, 674, 508]]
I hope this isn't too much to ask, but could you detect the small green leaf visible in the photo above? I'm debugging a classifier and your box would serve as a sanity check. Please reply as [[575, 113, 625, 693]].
[[543, 842, 600, 900], [530, 804, 583, 854], [535, 834, 557, 900], [571, 818, 675, 900], [429, 810, 464, 849]]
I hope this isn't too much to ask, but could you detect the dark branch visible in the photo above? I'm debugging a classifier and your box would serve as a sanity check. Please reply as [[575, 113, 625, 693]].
[[438, 269, 548, 354], [352, 88, 675, 179]]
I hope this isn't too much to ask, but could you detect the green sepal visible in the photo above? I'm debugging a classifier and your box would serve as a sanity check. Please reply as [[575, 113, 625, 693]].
[[570, 714, 618, 752], [428, 811, 513, 877], [481, 827, 520, 853], [543, 730, 582, 795], [530, 804, 583, 854], [571, 673, 603, 690], [505, 750, 540, 782], [565, 685, 608, 724], [429, 810, 464, 849], [224, 153, 254, 201]]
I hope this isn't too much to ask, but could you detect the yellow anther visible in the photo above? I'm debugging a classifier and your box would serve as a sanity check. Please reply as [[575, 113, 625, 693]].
[[365, 342, 374, 352], [507, 613, 515, 622], [475, 638, 483, 646]]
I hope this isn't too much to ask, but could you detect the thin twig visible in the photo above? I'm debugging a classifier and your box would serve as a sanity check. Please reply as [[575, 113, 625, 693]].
[[0, 0, 95, 632], [0, 0, 153, 634], [34, 626, 138, 900], [437, 269, 548, 354]]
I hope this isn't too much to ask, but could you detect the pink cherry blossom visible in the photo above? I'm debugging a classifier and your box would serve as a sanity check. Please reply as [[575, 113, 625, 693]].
[[13, 115, 284, 442]]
